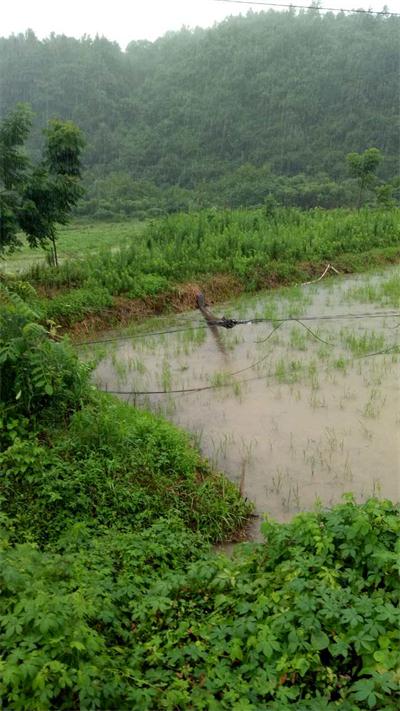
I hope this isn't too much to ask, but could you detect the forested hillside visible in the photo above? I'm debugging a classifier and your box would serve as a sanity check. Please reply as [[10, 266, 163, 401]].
[[1, 9, 399, 216]]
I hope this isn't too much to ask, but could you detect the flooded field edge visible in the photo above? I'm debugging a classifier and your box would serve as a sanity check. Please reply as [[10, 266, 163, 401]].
[[91, 267, 400, 539]]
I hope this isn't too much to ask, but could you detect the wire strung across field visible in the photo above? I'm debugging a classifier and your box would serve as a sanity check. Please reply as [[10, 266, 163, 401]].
[[76, 310, 400, 347], [96, 314, 399, 397]]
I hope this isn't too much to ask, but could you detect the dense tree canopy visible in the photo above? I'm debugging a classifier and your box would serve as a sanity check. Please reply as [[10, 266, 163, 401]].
[[347, 148, 383, 208], [1, 10, 398, 216]]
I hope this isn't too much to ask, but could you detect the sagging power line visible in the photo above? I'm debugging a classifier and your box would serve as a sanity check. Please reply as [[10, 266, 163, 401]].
[[97, 317, 399, 398], [99, 343, 399, 397], [213, 0, 400, 18], [76, 309, 400, 347]]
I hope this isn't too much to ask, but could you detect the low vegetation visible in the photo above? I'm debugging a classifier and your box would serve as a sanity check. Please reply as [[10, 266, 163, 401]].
[[1, 495, 399, 709], [0, 284, 250, 545]]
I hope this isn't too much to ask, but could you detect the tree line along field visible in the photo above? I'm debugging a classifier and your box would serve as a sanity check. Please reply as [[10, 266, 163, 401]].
[[1, 10, 399, 218], [15, 206, 400, 328]]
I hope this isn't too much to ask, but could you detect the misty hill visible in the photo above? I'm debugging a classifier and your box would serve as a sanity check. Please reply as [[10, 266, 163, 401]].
[[1, 10, 399, 216]]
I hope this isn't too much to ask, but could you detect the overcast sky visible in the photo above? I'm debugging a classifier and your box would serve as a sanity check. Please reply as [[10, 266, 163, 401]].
[[2, 1, 400, 49]]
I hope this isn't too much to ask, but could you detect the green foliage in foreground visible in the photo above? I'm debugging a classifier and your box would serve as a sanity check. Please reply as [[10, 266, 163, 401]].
[[0, 498, 399, 710], [24, 207, 400, 326]]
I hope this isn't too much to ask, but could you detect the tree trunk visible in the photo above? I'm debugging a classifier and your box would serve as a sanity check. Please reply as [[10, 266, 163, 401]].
[[356, 178, 365, 210], [51, 236, 59, 267]]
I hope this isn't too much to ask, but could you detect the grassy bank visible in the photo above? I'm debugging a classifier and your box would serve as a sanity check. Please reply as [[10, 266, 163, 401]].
[[8, 207, 399, 331], [1, 394, 251, 546], [0, 289, 250, 544]]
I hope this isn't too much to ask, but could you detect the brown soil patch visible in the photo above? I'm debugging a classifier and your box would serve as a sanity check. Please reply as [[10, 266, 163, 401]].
[[67, 274, 244, 340]]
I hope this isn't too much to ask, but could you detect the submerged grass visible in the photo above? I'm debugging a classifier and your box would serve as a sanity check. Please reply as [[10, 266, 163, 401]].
[[341, 329, 386, 356], [346, 269, 400, 308]]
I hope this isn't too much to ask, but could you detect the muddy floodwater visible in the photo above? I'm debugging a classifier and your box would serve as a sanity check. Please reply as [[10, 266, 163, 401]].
[[92, 268, 400, 537]]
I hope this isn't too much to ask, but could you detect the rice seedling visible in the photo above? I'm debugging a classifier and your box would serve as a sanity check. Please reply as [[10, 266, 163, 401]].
[[161, 360, 172, 392], [345, 268, 400, 308], [362, 387, 387, 418], [289, 326, 308, 350], [281, 481, 301, 512], [341, 329, 386, 356], [268, 468, 286, 494]]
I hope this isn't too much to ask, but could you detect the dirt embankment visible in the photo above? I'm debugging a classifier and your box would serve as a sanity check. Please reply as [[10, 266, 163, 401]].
[[62, 247, 400, 339]]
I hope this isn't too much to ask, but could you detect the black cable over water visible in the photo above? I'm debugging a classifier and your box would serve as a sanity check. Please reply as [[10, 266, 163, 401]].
[[98, 321, 399, 398], [75, 324, 210, 346], [99, 343, 400, 397], [219, 322, 283, 377], [99, 322, 282, 396], [75, 310, 400, 347]]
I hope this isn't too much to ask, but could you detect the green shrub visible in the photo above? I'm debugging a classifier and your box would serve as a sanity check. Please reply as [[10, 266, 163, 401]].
[[43, 287, 113, 323], [125, 273, 170, 299], [26, 207, 400, 326], [0, 395, 252, 545], [0, 283, 90, 424], [0, 498, 398, 710], [0, 519, 208, 711]]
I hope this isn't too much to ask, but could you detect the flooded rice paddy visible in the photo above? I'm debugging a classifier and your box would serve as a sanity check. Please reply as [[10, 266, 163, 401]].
[[92, 267, 400, 537]]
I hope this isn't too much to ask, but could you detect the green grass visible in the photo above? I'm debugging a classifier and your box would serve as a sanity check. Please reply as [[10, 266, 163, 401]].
[[2, 220, 143, 272], [0, 393, 251, 546]]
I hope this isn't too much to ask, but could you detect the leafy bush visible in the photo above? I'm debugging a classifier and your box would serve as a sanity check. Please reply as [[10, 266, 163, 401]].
[[0, 281, 90, 425], [0, 519, 208, 710], [0, 498, 398, 709]]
